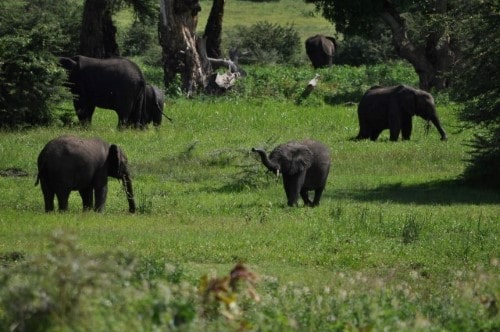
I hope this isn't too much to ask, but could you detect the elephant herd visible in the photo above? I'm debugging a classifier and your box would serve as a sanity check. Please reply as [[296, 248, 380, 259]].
[[37, 50, 447, 212]]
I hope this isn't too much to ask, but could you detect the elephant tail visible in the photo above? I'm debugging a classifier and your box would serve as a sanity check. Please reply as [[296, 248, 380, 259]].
[[35, 173, 40, 186]]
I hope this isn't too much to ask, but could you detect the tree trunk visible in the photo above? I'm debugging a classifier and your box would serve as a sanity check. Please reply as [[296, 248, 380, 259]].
[[80, 0, 119, 58], [203, 0, 225, 58], [381, 0, 454, 91], [159, 0, 207, 96]]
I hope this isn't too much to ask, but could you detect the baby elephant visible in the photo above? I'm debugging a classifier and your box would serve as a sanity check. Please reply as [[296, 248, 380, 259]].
[[252, 139, 331, 207], [36, 135, 136, 213]]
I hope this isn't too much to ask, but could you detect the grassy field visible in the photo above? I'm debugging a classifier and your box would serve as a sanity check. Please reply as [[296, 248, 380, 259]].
[[0, 62, 499, 329], [0, 1, 498, 329], [197, 0, 334, 40]]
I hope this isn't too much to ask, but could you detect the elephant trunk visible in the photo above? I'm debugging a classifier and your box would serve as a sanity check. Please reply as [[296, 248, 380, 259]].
[[252, 148, 280, 175], [121, 172, 136, 213], [429, 114, 447, 141]]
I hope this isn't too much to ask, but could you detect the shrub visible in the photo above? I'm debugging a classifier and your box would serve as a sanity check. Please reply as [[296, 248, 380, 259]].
[[121, 20, 157, 57], [335, 33, 397, 66], [226, 21, 301, 65], [0, 0, 79, 128]]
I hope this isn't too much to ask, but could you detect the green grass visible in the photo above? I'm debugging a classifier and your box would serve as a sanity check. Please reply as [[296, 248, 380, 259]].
[[0, 71, 499, 329], [197, 0, 334, 41]]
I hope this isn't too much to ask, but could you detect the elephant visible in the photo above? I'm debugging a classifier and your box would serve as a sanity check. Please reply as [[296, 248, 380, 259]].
[[36, 135, 136, 213], [356, 85, 448, 141], [145, 84, 164, 126], [252, 139, 331, 207], [59, 55, 158, 127], [305, 34, 337, 69]]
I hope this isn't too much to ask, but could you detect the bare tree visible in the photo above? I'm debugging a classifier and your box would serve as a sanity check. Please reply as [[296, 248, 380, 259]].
[[159, 0, 207, 96]]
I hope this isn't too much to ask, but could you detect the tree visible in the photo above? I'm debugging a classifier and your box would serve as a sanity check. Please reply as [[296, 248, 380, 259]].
[[159, 0, 206, 95], [451, 1, 499, 187], [80, 0, 157, 58], [0, 0, 80, 128], [158, 0, 244, 96], [306, 0, 457, 91], [203, 0, 225, 58]]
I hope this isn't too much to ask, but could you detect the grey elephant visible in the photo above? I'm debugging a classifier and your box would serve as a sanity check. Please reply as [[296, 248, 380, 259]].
[[252, 139, 331, 207], [59, 55, 161, 127], [305, 34, 337, 69], [356, 85, 447, 141], [145, 84, 165, 126], [36, 135, 136, 213]]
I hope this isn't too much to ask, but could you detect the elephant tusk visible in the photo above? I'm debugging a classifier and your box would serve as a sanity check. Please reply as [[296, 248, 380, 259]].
[[276, 169, 280, 178]]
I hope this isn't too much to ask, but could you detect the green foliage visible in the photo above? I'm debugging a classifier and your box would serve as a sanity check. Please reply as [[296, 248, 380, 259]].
[[0, 0, 79, 128], [232, 62, 418, 103], [451, 0, 500, 188], [121, 20, 157, 57], [335, 33, 397, 66], [226, 21, 301, 65], [0, 231, 498, 330]]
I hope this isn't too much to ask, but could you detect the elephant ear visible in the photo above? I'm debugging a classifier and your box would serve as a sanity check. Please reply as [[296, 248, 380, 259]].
[[397, 85, 416, 116], [273, 142, 313, 175], [108, 144, 124, 178], [325, 36, 337, 49]]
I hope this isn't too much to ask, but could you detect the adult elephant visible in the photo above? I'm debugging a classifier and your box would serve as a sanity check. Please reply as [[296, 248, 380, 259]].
[[59, 55, 155, 127], [252, 139, 331, 207], [305, 34, 337, 69], [356, 85, 448, 141], [36, 135, 136, 213]]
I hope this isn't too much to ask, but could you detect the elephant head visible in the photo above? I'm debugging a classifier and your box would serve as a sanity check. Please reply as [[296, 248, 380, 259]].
[[107, 144, 136, 213], [397, 85, 447, 141], [252, 140, 331, 207], [36, 135, 136, 213]]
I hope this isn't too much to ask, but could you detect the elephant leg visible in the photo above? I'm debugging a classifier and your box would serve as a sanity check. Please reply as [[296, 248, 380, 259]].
[[94, 185, 108, 212], [77, 103, 95, 125], [370, 128, 383, 141], [389, 129, 400, 141], [300, 189, 313, 206], [56, 190, 71, 211], [388, 114, 401, 141], [283, 177, 299, 207], [401, 116, 413, 140], [311, 187, 325, 207], [79, 187, 94, 211], [284, 173, 306, 207], [40, 181, 55, 212]]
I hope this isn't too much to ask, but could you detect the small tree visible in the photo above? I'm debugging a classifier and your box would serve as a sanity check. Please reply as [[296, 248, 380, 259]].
[[452, 1, 500, 188], [0, 1, 79, 128]]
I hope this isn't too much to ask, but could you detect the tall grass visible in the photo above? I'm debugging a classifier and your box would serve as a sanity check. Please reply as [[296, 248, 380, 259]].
[[0, 62, 498, 330]]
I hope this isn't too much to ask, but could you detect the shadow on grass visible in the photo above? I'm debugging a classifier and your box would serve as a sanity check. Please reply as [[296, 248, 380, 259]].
[[331, 179, 500, 205], [323, 91, 363, 106]]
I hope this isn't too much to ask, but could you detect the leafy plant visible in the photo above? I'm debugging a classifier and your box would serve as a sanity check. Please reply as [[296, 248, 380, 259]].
[[226, 21, 301, 65]]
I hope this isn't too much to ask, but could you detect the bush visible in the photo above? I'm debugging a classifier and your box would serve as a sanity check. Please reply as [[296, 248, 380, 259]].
[[226, 21, 301, 65], [121, 20, 157, 57], [451, 1, 500, 188], [0, 0, 80, 128], [335, 34, 397, 66]]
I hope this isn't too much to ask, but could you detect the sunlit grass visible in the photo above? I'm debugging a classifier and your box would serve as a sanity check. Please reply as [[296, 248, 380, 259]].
[[1, 63, 499, 329]]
